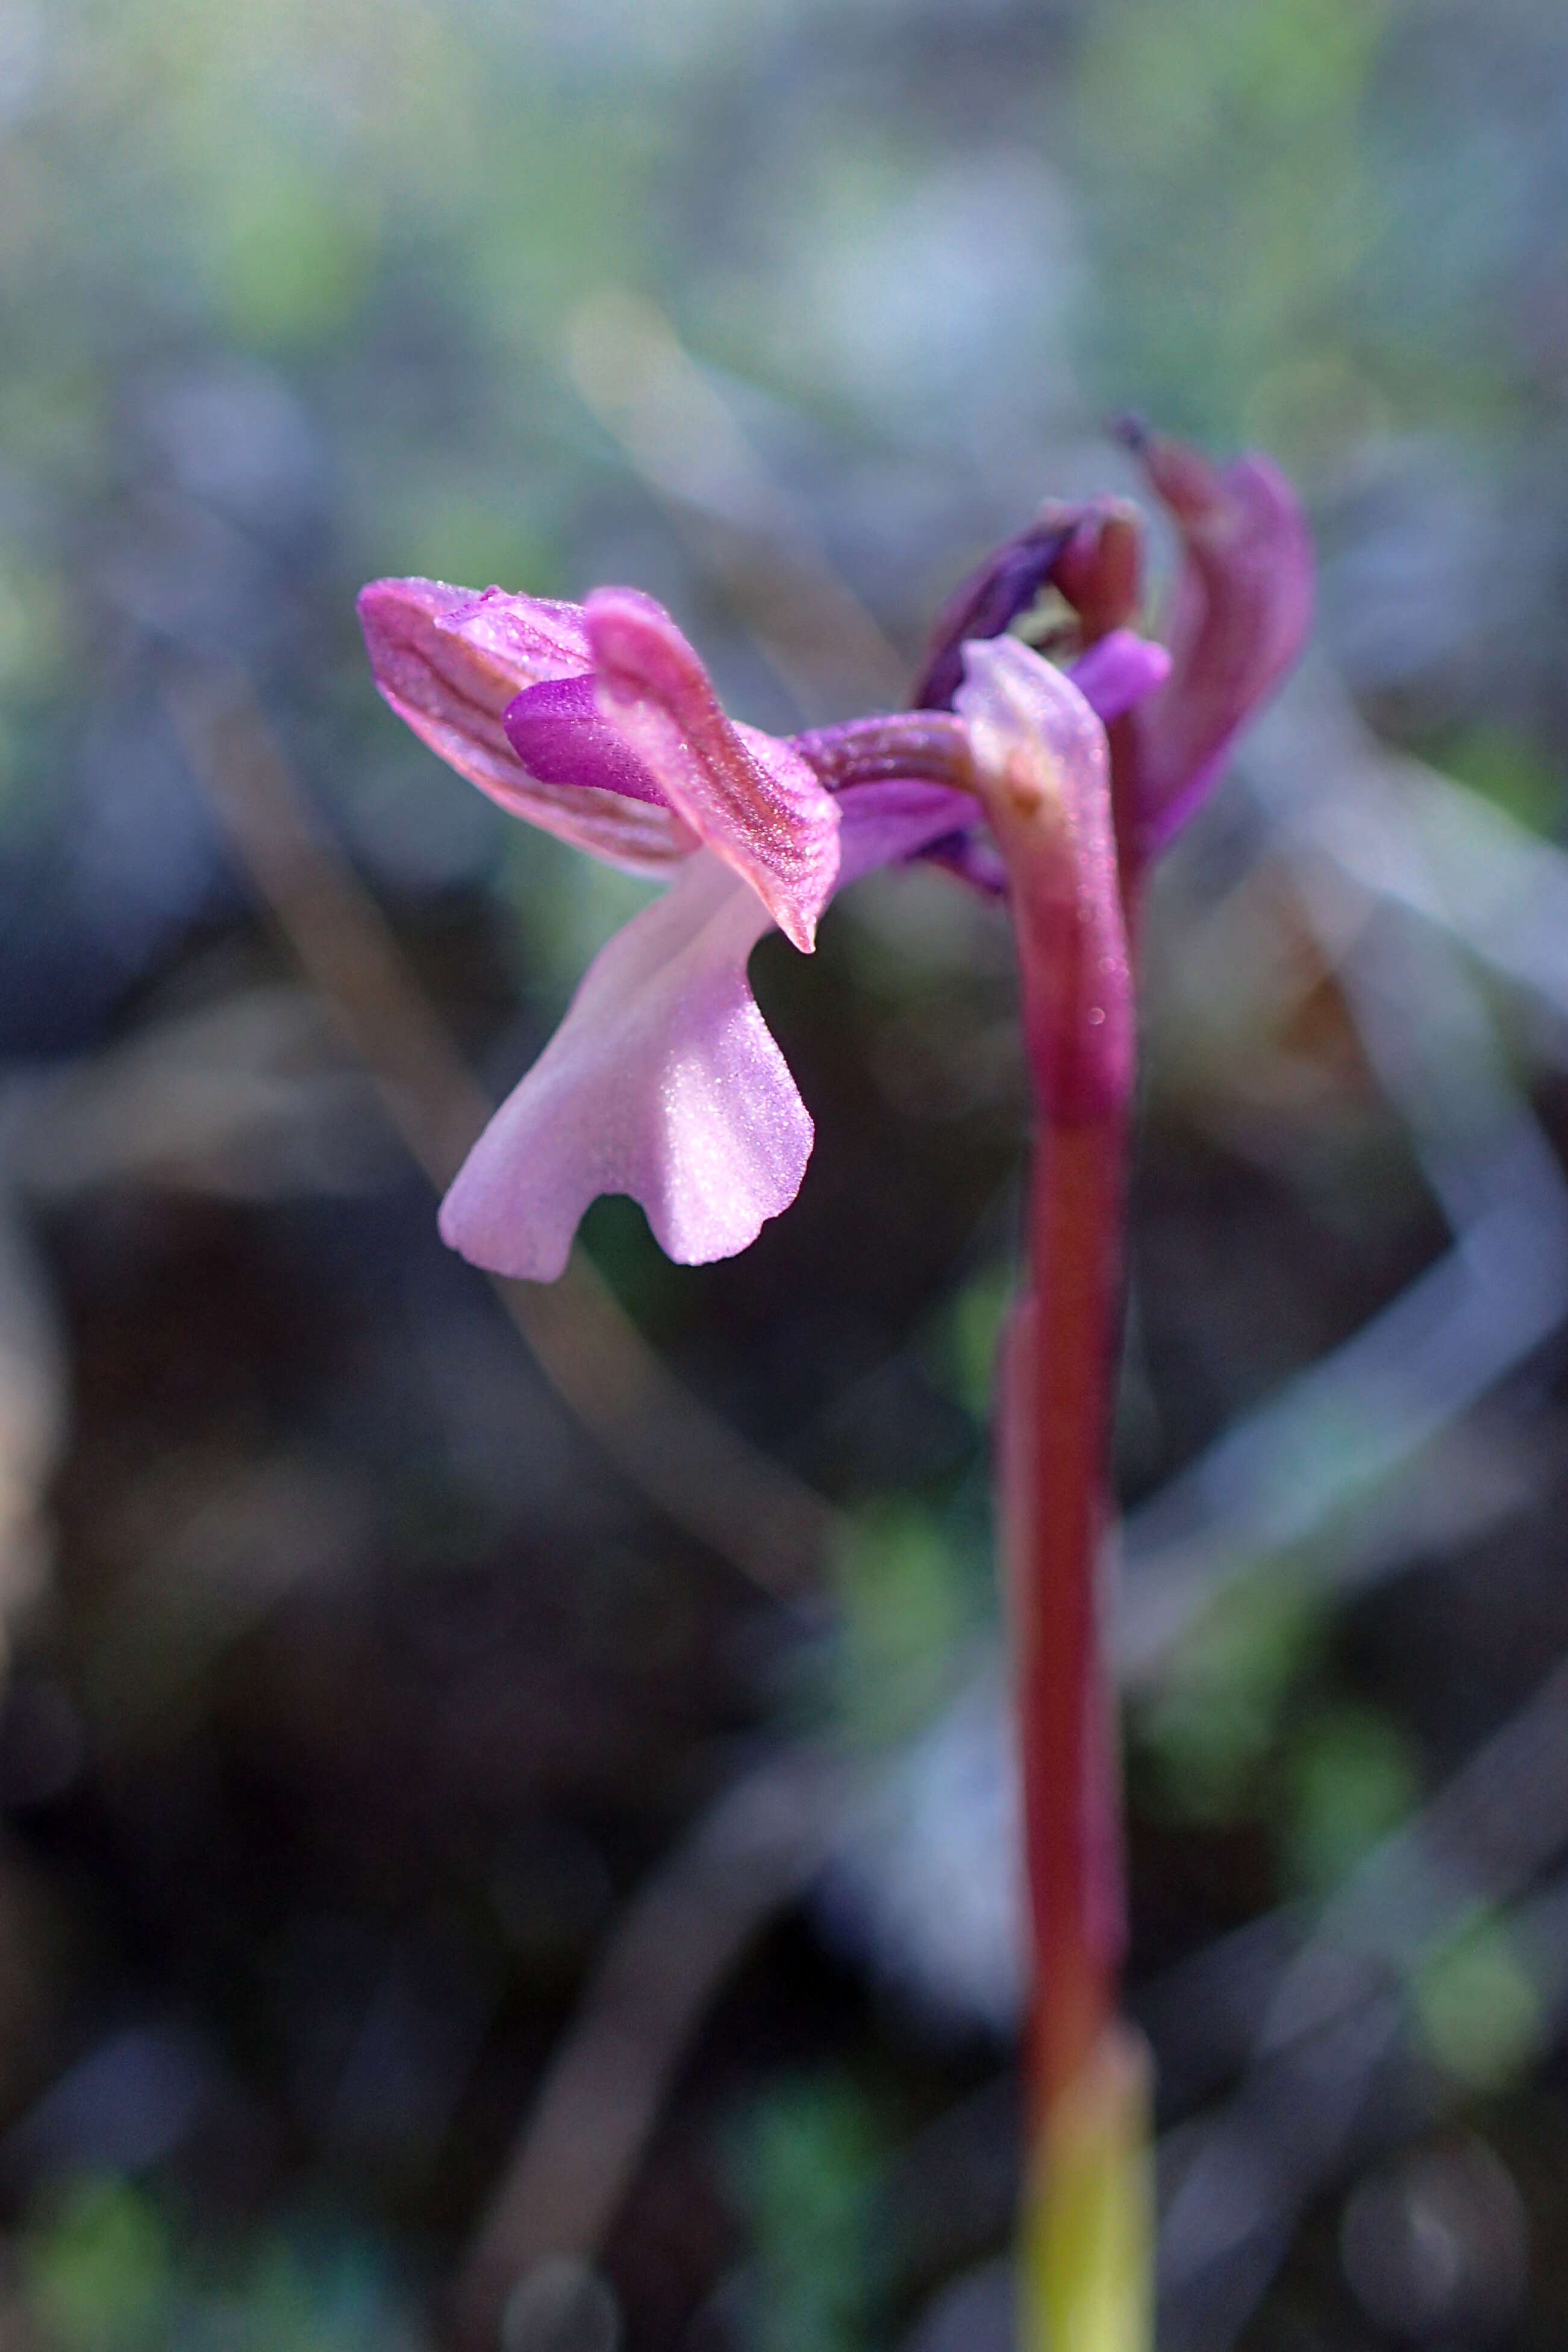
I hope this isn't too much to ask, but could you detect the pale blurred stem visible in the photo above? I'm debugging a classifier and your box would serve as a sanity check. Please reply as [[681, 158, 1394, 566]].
[[1007, 964, 1152, 2346]]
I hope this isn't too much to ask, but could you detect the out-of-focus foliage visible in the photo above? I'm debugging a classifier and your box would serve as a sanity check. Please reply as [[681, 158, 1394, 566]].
[[0, 0, 1567, 2346], [23, 2178, 415, 2352], [728, 2074, 887, 2352]]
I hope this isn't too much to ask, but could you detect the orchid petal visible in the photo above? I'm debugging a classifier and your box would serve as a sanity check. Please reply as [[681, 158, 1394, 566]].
[[834, 780, 981, 890], [957, 638, 1132, 1119], [1131, 439, 1314, 851], [439, 851, 813, 1281], [358, 577, 684, 874], [504, 675, 672, 810], [585, 588, 840, 952], [1067, 630, 1172, 727]]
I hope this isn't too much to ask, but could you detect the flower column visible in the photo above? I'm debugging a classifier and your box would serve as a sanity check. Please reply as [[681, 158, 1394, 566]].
[[958, 639, 1150, 2352]]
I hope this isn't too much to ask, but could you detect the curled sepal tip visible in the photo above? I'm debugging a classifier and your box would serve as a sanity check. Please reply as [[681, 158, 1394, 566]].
[[1129, 434, 1314, 856]]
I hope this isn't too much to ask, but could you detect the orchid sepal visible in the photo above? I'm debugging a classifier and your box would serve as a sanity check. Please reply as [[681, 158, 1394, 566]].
[[1122, 428, 1314, 859], [357, 577, 684, 873]]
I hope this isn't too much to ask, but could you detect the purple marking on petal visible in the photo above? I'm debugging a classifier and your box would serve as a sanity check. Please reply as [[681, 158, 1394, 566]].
[[357, 578, 586, 766], [358, 577, 684, 874], [1067, 630, 1172, 727], [438, 851, 814, 1281], [435, 582, 592, 679], [504, 675, 670, 808], [585, 588, 840, 953], [1132, 443, 1314, 852]]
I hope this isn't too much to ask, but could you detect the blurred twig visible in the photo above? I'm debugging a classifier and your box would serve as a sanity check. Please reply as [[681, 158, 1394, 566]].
[[166, 664, 840, 1600], [1118, 1204, 1567, 1681], [451, 1743, 845, 2349], [1119, 1170, 1568, 1680], [7, 986, 387, 1204], [1158, 1643, 1568, 2348], [1253, 661, 1568, 1037], [1119, 666, 1568, 2338], [0, 1192, 68, 1659], [1120, 672, 1568, 1680]]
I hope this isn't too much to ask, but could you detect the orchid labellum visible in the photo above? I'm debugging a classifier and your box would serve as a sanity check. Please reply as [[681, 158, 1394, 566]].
[[360, 429, 1311, 2350]]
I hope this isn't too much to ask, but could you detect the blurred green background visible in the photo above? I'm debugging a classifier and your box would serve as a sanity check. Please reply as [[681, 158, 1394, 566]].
[[2, 0, 1568, 2346]]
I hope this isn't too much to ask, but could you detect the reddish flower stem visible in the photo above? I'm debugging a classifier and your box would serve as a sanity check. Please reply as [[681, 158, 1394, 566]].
[[1005, 1112, 1131, 2137], [958, 640, 1149, 2345]]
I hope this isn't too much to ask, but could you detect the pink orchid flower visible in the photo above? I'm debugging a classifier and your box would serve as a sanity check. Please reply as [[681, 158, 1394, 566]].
[[357, 437, 1308, 1285], [357, 575, 1161, 1282], [358, 437, 1312, 2352]]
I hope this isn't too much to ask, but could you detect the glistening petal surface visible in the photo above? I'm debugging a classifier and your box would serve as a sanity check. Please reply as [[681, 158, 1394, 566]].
[[357, 577, 683, 873], [438, 851, 813, 1281], [586, 588, 840, 951]]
